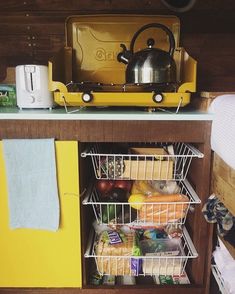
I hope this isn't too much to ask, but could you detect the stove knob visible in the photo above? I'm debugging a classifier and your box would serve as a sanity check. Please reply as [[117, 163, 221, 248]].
[[82, 92, 93, 103], [152, 93, 163, 103]]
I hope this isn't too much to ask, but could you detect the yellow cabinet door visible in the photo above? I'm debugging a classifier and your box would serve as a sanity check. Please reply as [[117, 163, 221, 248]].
[[0, 141, 82, 287]]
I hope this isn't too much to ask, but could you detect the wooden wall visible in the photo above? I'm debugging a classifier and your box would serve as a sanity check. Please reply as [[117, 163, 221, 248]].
[[0, 0, 235, 91]]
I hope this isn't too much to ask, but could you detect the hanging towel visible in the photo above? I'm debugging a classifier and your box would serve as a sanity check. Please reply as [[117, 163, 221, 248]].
[[202, 194, 235, 236], [2, 138, 60, 231], [209, 94, 235, 170]]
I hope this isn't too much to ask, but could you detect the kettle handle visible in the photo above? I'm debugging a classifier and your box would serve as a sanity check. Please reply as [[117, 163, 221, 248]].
[[129, 23, 175, 57]]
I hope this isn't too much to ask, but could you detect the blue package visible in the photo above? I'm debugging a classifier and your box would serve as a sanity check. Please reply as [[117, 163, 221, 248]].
[[131, 258, 142, 275]]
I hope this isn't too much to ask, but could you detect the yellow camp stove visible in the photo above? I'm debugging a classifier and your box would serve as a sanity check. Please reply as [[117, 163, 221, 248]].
[[66, 81, 178, 104], [49, 15, 197, 110]]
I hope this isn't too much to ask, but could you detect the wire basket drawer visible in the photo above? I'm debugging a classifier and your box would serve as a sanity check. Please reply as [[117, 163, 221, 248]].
[[85, 227, 198, 277], [211, 264, 230, 294], [81, 143, 204, 181], [82, 179, 200, 226]]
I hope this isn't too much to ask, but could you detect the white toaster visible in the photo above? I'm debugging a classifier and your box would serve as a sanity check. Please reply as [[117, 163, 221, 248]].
[[16, 64, 54, 109]]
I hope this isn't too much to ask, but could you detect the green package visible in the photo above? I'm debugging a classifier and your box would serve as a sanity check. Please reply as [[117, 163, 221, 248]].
[[159, 275, 174, 285], [0, 84, 17, 107]]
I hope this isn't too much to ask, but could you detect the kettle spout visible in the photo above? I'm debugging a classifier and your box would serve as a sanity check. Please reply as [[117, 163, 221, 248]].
[[117, 44, 132, 64]]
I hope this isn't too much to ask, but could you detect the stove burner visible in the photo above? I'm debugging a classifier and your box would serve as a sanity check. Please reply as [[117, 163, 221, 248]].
[[67, 81, 179, 93]]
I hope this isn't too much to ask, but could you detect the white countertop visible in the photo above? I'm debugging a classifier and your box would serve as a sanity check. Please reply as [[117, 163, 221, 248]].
[[0, 106, 213, 121]]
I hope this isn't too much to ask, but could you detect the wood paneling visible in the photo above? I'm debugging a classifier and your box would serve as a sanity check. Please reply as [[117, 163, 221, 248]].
[[0, 0, 234, 12], [0, 0, 165, 12], [220, 237, 235, 260], [212, 152, 235, 216], [0, 0, 235, 91], [0, 15, 65, 35], [180, 11, 235, 33], [0, 120, 210, 142]]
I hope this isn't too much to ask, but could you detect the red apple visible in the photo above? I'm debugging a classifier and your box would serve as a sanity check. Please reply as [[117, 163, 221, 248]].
[[114, 180, 132, 192], [96, 179, 115, 195]]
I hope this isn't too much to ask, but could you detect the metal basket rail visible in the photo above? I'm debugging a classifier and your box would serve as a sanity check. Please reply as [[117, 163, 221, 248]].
[[211, 264, 229, 294], [85, 227, 198, 277], [82, 179, 201, 226], [81, 143, 204, 181]]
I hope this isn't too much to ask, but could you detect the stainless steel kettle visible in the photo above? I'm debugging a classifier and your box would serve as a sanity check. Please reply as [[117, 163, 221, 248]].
[[117, 23, 177, 85]]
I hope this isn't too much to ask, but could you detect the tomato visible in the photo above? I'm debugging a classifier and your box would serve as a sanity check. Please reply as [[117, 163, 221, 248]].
[[96, 179, 115, 195], [114, 180, 132, 192]]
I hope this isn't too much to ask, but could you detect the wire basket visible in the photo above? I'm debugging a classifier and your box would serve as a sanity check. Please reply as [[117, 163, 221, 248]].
[[85, 227, 198, 276], [82, 179, 200, 226], [211, 264, 230, 294], [81, 143, 203, 181]]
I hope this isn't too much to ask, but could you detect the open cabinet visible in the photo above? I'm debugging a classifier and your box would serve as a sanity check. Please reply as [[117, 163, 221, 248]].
[[81, 142, 201, 279], [77, 120, 213, 294], [0, 118, 212, 294]]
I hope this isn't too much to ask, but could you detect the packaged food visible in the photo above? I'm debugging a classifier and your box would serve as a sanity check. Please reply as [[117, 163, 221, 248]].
[[95, 230, 142, 275], [138, 193, 189, 223], [172, 272, 190, 284], [149, 180, 180, 194], [99, 156, 125, 179], [140, 238, 182, 256], [117, 275, 136, 285], [159, 275, 174, 285], [102, 275, 116, 285], [165, 224, 183, 239], [130, 147, 167, 159], [0, 84, 16, 107], [153, 272, 190, 284], [140, 238, 184, 275], [131, 180, 157, 196], [142, 258, 183, 275], [90, 271, 103, 285], [142, 228, 168, 240]]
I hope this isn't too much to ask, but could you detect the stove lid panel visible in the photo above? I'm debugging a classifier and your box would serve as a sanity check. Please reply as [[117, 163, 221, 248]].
[[65, 15, 180, 84]]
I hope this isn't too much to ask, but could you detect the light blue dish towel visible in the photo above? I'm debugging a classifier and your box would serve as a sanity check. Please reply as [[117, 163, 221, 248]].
[[2, 139, 60, 231]]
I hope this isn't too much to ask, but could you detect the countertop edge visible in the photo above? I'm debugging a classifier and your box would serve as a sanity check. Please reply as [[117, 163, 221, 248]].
[[0, 109, 213, 121]]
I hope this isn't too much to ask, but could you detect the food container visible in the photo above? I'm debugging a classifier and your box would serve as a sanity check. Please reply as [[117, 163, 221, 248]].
[[0, 84, 16, 107], [140, 238, 184, 275], [122, 159, 173, 180]]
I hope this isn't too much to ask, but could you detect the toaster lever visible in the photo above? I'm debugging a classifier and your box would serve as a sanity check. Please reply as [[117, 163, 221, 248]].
[[24, 65, 36, 93]]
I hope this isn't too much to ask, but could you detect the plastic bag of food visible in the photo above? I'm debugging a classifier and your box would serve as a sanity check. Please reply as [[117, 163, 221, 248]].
[[95, 229, 142, 275]]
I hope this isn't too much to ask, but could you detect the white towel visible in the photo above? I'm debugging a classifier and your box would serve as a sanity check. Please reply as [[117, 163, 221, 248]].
[[209, 95, 235, 170], [3, 139, 60, 231]]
